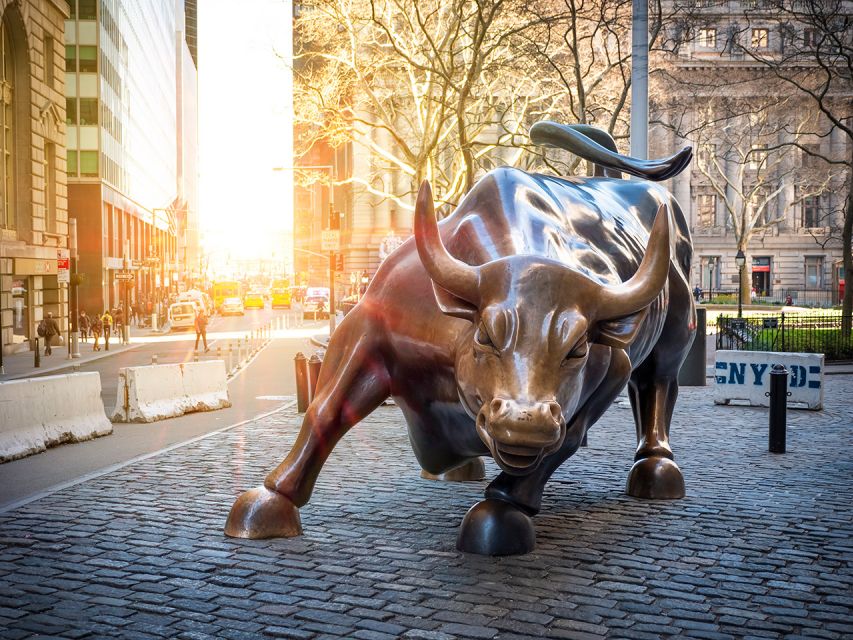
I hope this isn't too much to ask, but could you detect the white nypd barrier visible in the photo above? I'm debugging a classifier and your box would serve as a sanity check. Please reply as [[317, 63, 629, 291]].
[[0, 372, 112, 462], [714, 350, 824, 410], [112, 360, 231, 423]]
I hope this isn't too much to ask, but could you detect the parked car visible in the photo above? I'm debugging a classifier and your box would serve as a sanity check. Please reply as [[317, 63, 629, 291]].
[[220, 297, 245, 316], [169, 301, 199, 331], [244, 291, 265, 310], [303, 295, 329, 319]]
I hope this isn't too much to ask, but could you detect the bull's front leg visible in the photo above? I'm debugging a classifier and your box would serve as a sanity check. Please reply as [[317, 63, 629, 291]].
[[225, 315, 391, 539], [625, 311, 692, 500], [458, 346, 630, 556]]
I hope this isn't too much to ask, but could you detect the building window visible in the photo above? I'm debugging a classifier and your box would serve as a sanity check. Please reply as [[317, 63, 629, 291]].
[[802, 195, 822, 228], [751, 28, 769, 48], [80, 150, 98, 177], [804, 256, 824, 288], [803, 28, 815, 47], [697, 193, 716, 228], [1, 15, 15, 230], [44, 35, 55, 88], [79, 98, 97, 125], [45, 143, 56, 233], [78, 46, 96, 73], [749, 146, 767, 170], [697, 143, 717, 169], [67, 150, 78, 176], [66, 97, 77, 124], [78, 0, 97, 20], [697, 28, 717, 48], [65, 45, 76, 73]]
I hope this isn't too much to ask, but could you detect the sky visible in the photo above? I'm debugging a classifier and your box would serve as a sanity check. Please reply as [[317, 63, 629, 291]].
[[197, 0, 293, 272]]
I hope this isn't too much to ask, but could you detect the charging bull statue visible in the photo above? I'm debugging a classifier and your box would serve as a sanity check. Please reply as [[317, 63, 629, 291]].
[[226, 122, 696, 555]]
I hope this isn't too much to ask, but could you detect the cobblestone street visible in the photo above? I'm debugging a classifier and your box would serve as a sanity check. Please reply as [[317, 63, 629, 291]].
[[1, 379, 851, 640]]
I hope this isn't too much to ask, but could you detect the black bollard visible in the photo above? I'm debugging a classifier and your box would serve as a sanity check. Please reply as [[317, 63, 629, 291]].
[[294, 352, 309, 413], [34, 338, 40, 368], [308, 353, 323, 402], [768, 364, 788, 454]]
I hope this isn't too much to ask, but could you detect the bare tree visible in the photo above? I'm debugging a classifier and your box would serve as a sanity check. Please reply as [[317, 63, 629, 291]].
[[732, 0, 852, 328]]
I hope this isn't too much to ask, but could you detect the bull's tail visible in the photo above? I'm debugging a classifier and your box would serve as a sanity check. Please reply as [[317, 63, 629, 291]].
[[530, 121, 692, 182]]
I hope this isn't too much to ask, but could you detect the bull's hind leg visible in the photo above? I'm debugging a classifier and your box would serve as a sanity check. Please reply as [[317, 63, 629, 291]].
[[225, 313, 390, 539], [625, 301, 693, 499]]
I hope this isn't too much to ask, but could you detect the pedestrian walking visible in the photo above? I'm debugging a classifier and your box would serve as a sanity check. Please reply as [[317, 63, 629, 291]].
[[101, 310, 113, 351], [91, 315, 103, 350], [693, 285, 703, 303], [39, 312, 60, 356], [79, 310, 90, 342], [194, 308, 210, 352]]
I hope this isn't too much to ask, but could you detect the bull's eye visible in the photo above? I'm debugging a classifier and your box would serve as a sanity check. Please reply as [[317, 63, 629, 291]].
[[474, 324, 497, 352], [564, 339, 589, 363]]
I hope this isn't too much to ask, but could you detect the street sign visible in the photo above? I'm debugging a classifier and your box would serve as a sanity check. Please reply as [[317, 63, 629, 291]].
[[57, 248, 70, 284], [115, 272, 134, 281], [132, 259, 146, 267], [321, 230, 341, 253]]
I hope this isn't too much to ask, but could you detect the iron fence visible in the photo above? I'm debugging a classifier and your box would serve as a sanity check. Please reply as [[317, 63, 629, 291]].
[[716, 313, 853, 361], [697, 288, 838, 308]]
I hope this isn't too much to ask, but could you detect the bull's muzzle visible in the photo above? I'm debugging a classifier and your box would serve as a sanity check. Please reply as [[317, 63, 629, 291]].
[[476, 397, 565, 475]]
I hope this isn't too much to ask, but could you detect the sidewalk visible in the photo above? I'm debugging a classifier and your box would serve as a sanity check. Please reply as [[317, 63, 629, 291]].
[[0, 327, 147, 381], [0, 377, 850, 638]]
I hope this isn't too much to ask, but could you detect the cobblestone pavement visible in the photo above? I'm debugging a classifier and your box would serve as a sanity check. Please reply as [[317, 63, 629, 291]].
[[1, 378, 851, 640]]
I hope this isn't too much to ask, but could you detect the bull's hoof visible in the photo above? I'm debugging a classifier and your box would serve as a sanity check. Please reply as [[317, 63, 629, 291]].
[[224, 486, 302, 539], [626, 456, 685, 500], [421, 457, 486, 482], [456, 498, 535, 556]]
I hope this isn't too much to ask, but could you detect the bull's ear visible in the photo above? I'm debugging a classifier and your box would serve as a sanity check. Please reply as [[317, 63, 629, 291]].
[[432, 283, 478, 322], [594, 308, 648, 350]]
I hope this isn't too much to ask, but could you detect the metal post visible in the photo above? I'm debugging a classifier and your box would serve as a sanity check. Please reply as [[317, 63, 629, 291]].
[[237, 338, 243, 364], [768, 365, 788, 454], [630, 0, 648, 161], [308, 353, 323, 402], [228, 341, 233, 374], [152, 354, 158, 365], [216, 345, 221, 360], [294, 352, 309, 413], [193, 350, 199, 362], [34, 338, 40, 368], [329, 253, 336, 334]]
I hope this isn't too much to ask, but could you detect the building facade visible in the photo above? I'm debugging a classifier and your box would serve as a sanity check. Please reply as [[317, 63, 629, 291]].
[[1, 0, 69, 355], [652, 1, 850, 305], [65, 0, 198, 317]]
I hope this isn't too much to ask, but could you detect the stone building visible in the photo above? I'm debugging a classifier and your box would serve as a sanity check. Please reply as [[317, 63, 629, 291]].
[[651, 1, 850, 305], [1, 0, 69, 356]]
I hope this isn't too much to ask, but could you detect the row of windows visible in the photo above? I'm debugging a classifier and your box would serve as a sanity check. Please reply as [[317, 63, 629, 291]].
[[66, 97, 98, 125], [695, 26, 818, 50], [701, 255, 829, 289], [67, 149, 98, 177], [695, 193, 826, 228], [100, 50, 121, 95]]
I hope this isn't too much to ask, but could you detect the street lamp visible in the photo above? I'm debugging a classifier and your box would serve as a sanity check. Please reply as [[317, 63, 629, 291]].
[[735, 249, 746, 318]]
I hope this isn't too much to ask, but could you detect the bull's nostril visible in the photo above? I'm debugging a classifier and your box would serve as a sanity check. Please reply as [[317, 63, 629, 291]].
[[490, 398, 509, 417], [547, 402, 562, 424]]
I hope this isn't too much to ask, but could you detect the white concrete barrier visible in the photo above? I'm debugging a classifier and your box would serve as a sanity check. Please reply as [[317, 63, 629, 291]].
[[112, 360, 231, 423], [0, 372, 112, 462], [714, 350, 824, 410]]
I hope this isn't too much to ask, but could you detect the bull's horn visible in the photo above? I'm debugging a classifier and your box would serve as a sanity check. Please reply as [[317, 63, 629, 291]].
[[598, 204, 671, 319], [414, 180, 480, 304]]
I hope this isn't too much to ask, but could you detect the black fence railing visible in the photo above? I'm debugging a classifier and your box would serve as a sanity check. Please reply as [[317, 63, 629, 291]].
[[716, 313, 853, 361], [698, 288, 839, 308]]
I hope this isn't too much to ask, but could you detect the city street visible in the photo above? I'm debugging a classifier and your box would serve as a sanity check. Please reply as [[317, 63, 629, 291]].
[[0, 307, 329, 511]]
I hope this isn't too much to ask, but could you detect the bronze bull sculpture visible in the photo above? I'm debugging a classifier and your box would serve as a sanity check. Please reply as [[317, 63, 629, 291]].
[[226, 122, 696, 555]]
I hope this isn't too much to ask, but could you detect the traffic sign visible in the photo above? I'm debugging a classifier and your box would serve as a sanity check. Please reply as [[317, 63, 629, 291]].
[[57, 248, 70, 284], [321, 230, 341, 253], [115, 272, 134, 281]]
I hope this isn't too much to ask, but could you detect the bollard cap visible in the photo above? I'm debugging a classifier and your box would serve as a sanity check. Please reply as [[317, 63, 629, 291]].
[[294, 351, 306, 361], [309, 353, 321, 363], [771, 364, 788, 374]]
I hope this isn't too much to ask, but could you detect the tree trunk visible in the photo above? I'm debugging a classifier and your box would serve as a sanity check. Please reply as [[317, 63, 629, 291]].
[[842, 184, 852, 335], [740, 264, 751, 309]]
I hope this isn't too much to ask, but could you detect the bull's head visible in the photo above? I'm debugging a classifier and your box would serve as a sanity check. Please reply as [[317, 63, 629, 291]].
[[415, 180, 671, 476]]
